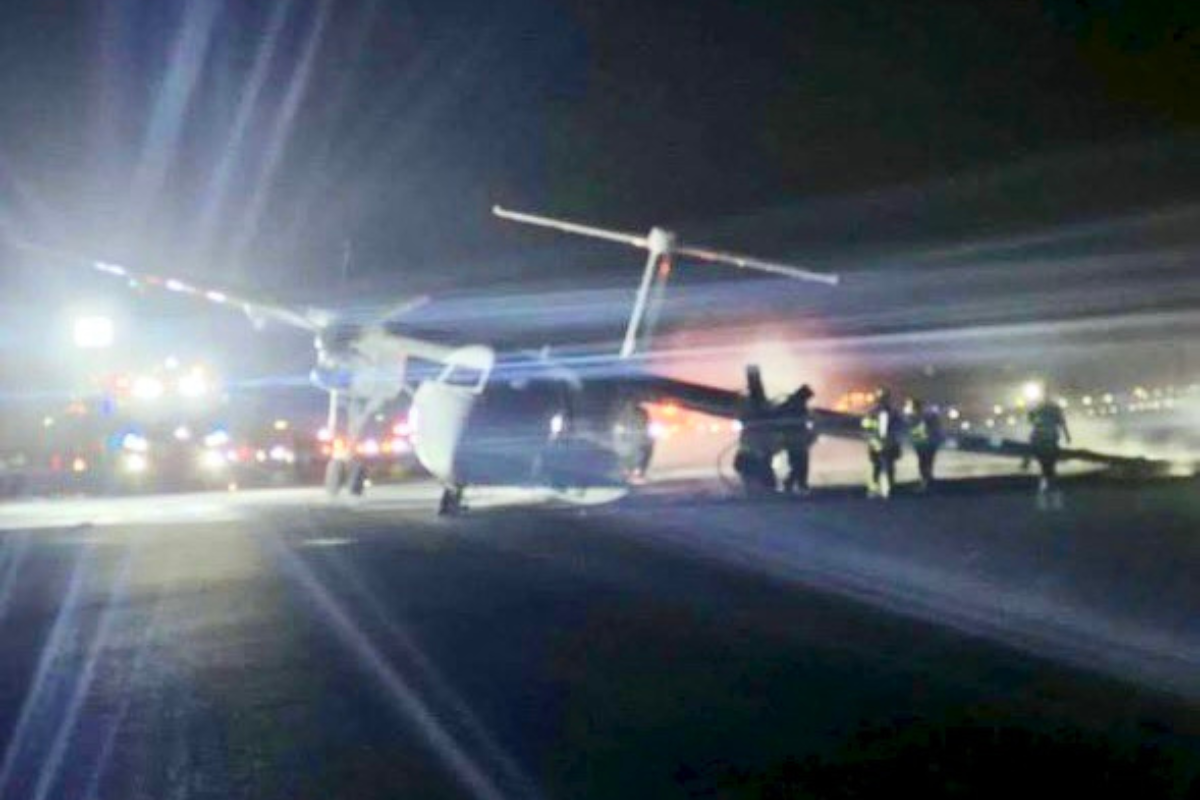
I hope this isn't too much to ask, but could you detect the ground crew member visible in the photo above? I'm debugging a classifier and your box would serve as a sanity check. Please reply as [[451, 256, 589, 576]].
[[1029, 396, 1071, 509], [905, 397, 943, 491], [778, 384, 816, 494], [862, 387, 901, 499]]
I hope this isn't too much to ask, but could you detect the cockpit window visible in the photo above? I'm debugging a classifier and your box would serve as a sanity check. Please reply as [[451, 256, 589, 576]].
[[437, 364, 488, 391]]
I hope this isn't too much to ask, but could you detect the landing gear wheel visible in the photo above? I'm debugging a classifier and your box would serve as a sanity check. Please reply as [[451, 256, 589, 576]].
[[438, 486, 465, 517], [348, 462, 367, 496], [324, 459, 347, 496]]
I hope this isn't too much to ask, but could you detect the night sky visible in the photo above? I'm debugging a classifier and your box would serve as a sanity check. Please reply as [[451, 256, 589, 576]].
[[0, 0, 1196, 391], [0, 0, 1195, 280]]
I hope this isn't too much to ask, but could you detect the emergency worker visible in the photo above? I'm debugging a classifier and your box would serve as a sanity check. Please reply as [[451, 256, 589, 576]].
[[1028, 397, 1071, 509], [905, 398, 943, 491], [777, 384, 815, 493], [861, 387, 901, 498]]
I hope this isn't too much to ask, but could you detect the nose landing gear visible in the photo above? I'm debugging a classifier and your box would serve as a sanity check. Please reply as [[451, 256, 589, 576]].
[[438, 486, 465, 516]]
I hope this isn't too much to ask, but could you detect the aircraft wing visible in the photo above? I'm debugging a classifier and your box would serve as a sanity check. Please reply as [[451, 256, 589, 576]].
[[89, 258, 329, 332], [627, 373, 1156, 470], [5, 236, 334, 332]]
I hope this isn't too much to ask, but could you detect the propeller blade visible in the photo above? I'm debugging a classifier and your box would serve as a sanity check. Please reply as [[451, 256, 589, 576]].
[[493, 206, 648, 249], [379, 294, 431, 323], [673, 243, 839, 286], [493, 205, 838, 285]]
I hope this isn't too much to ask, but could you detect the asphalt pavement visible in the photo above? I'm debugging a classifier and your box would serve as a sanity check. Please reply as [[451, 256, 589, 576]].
[[0, 475, 1198, 799]]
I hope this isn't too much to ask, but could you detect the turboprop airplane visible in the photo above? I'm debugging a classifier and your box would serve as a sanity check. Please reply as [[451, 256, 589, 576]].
[[20, 208, 1154, 513]]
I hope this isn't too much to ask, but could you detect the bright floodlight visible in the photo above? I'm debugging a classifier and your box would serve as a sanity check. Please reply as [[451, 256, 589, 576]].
[[200, 450, 227, 471], [132, 376, 164, 401], [204, 429, 230, 448], [1022, 381, 1045, 404], [178, 371, 208, 398], [73, 316, 114, 349]]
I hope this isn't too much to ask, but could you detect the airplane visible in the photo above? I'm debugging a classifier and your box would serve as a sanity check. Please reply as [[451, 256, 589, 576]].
[[15, 208, 1156, 513]]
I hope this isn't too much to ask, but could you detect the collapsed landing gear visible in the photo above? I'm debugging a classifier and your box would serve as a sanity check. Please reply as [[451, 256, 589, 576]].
[[438, 486, 465, 516]]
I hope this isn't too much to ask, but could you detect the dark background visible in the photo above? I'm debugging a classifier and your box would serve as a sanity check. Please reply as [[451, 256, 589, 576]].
[[0, 0, 1196, 389]]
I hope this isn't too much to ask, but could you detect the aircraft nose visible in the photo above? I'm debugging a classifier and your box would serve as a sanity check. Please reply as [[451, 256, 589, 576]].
[[410, 382, 476, 486]]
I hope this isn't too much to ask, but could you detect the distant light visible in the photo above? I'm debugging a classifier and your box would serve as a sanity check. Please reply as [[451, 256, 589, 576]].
[[124, 453, 148, 473], [959, 421, 972, 431], [255, 449, 267, 463], [205, 290, 227, 304], [269, 445, 295, 464], [358, 439, 380, 457], [1102, 393, 1114, 404], [121, 433, 149, 453], [177, 371, 208, 398], [73, 316, 114, 349], [132, 376, 164, 400], [1081, 395, 1093, 406], [164, 356, 180, 370], [71, 456, 88, 473], [1006, 415, 1017, 426], [662, 403, 679, 418], [549, 413, 565, 436], [173, 425, 191, 441], [648, 421, 668, 440], [204, 430, 230, 448], [947, 407, 961, 420], [1056, 396, 1069, 409], [273, 419, 289, 432], [992, 405, 1004, 415], [389, 438, 410, 454], [94, 261, 127, 277], [985, 419, 996, 428], [731, 420, 743, 433], [200, 450, 227, 471], [42, 416, 55, 428], [392, 419, 412, 437], [165, 279, 189, 293], [317, 428, 333, 443], [1021, 381, 1044, 404]]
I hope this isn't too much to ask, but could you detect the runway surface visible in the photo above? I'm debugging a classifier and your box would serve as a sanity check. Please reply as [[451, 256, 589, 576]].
[[0, 475, 1198, 798]]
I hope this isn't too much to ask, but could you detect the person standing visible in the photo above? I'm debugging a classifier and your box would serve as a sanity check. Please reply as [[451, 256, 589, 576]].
[[778, 384, 816, 494], [905, 398, 943, 491], [862, 388, 901, 499], [1028, 396, 1071, 509]]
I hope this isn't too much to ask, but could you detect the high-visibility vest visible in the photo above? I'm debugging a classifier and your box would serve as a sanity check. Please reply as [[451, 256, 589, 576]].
[[862, 410, 892, 451]]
